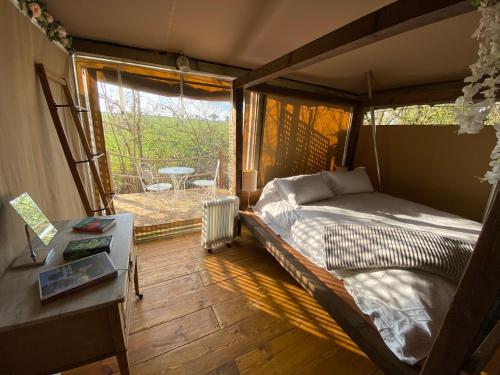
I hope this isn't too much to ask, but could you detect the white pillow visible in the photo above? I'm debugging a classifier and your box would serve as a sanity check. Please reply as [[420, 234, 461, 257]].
[[253, 179, 282, 212], [324, 167, 374, 195], [275, 174, 334, 206]]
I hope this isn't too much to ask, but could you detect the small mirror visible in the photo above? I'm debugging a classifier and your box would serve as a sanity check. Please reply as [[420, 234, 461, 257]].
[[10, 192, 57, 246]]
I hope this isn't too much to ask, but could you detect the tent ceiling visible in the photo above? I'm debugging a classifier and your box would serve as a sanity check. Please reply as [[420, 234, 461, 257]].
[[44, 0, 478, 94]]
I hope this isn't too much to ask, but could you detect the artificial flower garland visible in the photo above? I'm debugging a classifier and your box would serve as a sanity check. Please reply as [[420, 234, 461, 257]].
[[455, 0, 500, 184], [16, 0, 72, 50]]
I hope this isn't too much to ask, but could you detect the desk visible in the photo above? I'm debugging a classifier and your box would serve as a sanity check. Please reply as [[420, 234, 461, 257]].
[[0, 213, 141, 374]]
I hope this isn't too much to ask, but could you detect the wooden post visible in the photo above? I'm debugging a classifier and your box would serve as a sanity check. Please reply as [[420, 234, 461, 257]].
[[344, 105, 364, 170], [233, 83, 244, 196], [218, 149, 225, 189], [421, 189, 500, 375]]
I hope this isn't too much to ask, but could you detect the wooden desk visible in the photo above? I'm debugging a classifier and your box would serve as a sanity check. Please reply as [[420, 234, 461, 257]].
[[0, 213, 141, 375]]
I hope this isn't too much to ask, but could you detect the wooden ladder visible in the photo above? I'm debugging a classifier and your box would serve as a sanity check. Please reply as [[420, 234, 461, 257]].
[[35, 63, 114, 216]]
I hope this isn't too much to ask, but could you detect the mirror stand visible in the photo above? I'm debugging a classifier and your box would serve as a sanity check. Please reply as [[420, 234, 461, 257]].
[[10, 225, 54, 269]]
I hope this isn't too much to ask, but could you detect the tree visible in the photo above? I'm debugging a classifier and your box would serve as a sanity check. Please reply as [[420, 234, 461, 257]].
[[97, 82, 230, 194]]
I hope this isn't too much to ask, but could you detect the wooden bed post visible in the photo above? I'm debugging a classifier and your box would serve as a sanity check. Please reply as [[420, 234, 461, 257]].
[[344, 105, 364, 170], [233, 83, 244, 196], [421, 189, 500, 375]]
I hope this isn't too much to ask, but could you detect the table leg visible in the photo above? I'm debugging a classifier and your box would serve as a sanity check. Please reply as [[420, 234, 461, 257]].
[[107, 305, 130, 375], [116, 351, 131, 375], [134, 255, 143, 299], [170, 174, 179, 201]]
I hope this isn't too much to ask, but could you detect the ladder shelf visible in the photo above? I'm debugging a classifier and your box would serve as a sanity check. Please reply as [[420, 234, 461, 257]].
[[35, 63, 114, 217]]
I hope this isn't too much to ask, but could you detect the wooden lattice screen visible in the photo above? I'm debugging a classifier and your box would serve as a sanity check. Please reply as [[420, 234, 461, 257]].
[[258, 96, 351, 185]]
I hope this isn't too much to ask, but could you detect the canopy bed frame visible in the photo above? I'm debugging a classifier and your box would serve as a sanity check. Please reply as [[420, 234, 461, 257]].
[[232, 1, 500, 374]]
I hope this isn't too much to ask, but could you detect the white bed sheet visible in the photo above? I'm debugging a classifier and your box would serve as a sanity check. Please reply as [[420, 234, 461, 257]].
[[253, 183, 481, 365]]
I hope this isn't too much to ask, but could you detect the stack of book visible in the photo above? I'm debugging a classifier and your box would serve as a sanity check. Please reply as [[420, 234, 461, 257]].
[[63, 236, 113, 261], [72, 217, 116, 233], [62, 217, 116, 261]]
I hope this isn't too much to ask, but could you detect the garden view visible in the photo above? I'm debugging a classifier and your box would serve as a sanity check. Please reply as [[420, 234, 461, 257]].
[[97, 80, 232, 229]]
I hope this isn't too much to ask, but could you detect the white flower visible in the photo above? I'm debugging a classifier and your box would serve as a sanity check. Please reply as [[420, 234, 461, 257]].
[[60, 37, 70, 48], [28, 2, 42, 18], [455, 1, 500, 184], [44, 12, 54, 23], [57, 26, 67, 38]]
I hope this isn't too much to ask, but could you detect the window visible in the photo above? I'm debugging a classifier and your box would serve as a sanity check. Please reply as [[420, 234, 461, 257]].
[[364, 103, 500, 125]]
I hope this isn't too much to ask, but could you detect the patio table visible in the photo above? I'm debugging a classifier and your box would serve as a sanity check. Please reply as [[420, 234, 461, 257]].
[[158, 166, 195, 192]]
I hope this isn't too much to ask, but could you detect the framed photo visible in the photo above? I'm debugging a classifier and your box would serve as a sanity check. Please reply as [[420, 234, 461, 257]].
[[38, 252, 117, 303]]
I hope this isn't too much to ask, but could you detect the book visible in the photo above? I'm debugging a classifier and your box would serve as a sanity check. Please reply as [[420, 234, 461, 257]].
[[72, 217, 116, 233], [63, 235, 113, 261], [38, 252, 117, 304]]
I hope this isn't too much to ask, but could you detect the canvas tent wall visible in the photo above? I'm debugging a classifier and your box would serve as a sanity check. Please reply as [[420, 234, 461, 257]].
[[0, 1, 87, 276]]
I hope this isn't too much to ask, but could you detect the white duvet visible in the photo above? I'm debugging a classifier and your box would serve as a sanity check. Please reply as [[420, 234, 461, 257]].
[[253, 180, 481, 365]]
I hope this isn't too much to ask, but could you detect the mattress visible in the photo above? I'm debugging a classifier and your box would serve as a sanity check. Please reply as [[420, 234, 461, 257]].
[[253, 182, 481, 365]]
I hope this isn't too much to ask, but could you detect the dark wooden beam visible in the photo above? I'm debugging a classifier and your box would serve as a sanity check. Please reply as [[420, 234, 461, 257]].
[[234, 0, 473, 89], [462, 319, 500, 375], [361, 80, 466, 108], [250, 83, 358, 107], [421, 189, 500, 375], [233, 84, 244, 195], [344, 105, 365, 170], [361, 79, 500, 109]]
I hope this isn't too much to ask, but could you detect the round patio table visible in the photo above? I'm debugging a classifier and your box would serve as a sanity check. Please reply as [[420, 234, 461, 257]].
[[158, 166, 195, 192]]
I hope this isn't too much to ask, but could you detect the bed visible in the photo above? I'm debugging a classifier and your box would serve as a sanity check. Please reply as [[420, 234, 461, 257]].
[[240, 169, 482, 374]]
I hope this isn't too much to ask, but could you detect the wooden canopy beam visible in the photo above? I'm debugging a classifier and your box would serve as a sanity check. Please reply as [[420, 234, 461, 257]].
[[249, 83, 357, 107], [233, 83, 244, 195], [361, 80, 466, 109], [344, 105, 365, 170], [234, 0, 474, 89]]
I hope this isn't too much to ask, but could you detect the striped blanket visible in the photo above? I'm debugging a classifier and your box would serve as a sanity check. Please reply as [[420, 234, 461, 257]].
[[324, 224, 474, 282]]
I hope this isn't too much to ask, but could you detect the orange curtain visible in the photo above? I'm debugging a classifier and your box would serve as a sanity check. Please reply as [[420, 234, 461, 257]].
[[258, 95, 351, 186]]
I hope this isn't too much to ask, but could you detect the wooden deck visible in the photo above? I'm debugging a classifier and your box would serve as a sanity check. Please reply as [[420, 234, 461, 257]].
[[113, 188, 231, 227], [64, 228, 382, 375]]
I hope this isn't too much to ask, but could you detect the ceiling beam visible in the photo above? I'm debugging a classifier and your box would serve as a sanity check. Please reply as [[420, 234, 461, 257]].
[[71, 37, 358, 99], [250, 83, 358, 107], [361, 80, 466, 108], [360, 79, 500, 109], [234, 0, 474, 89]]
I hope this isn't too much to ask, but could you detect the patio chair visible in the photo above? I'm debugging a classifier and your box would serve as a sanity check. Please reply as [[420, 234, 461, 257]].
[[193, 159, 220, 198], [136, 163, 173, 193]]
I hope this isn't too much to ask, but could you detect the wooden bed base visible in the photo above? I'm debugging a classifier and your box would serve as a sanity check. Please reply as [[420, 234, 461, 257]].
[[239, 210, 419, 375]]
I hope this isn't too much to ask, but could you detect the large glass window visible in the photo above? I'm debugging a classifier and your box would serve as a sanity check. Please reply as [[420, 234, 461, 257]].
[[74, 56, 232, 239]]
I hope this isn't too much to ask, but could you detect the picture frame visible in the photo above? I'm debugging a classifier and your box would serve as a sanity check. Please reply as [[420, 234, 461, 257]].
[[38, 252, 117, 304]]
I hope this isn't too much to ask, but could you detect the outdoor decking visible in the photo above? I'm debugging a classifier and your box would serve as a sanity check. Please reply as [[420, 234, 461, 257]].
[[113, 188, 231, 227]]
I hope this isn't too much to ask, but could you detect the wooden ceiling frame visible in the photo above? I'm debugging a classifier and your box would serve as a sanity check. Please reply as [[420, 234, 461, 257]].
[[249, 83, 357, 107], [233, 1, 500, 374], [360, 80, 466, 109], [234, 0, 474, 90]]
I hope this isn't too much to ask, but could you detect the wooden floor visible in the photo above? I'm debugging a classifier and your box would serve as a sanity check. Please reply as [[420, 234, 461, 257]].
[[64, 228, 382, 375], [114, 188, 231, 227]]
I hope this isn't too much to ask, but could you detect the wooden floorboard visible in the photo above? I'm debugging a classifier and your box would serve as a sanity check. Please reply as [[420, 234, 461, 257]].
[[64, 228, 381, 375]]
